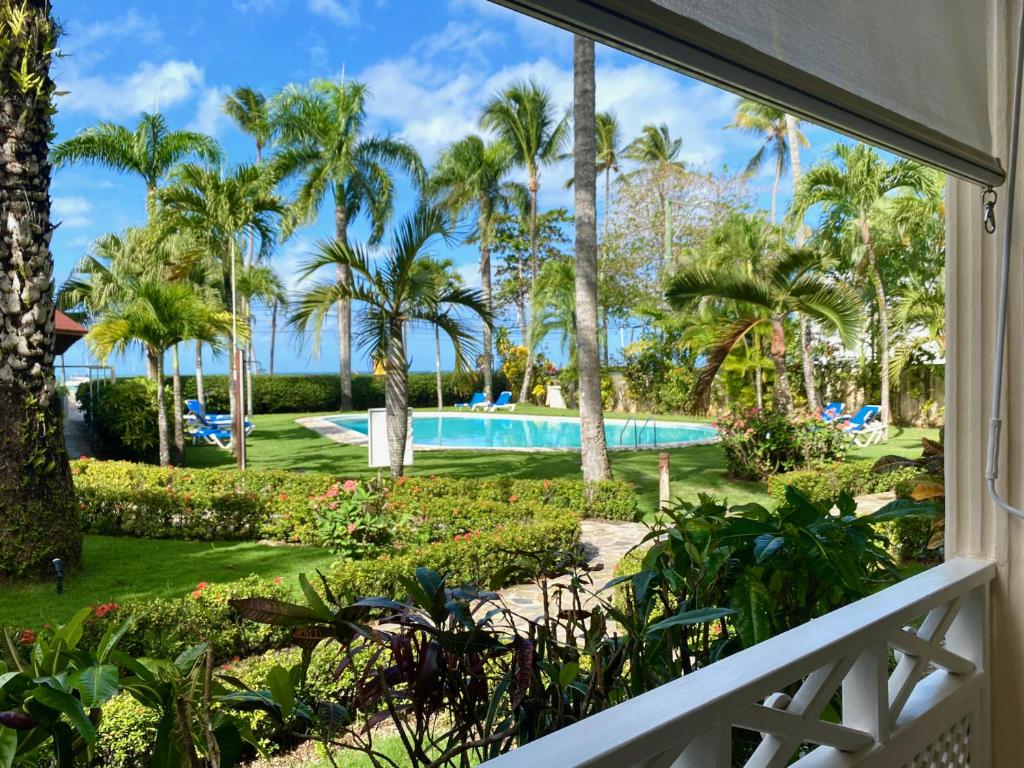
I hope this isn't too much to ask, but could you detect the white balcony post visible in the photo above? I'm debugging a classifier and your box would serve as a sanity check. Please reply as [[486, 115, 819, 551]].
[[674, 723, 730, 768], [945, 2, 1024, 765], [842, 639, 890, 744]]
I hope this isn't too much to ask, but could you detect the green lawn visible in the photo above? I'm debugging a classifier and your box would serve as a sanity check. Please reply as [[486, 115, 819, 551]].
[[0, 536, 333, 628], [187, 405, 938, 514]]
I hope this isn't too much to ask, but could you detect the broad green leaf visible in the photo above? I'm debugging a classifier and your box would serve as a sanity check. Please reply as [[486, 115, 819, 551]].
[[174, 643, 208, 674], [52, 607, 92, 651], [266, 666, 294, 720], [729, 573, 773, 648], [298, 574, 334, 620], [51, 721, 74, 768], [70, 665, 119, 708], [30, 686, 96, 743], [0, 726, 16, 768], [754, 534, 784, 562], [647, 607, 735, 634], [214, 721, 244, 768], [97, 618, 134, 663], [558, 662, 579, 689]]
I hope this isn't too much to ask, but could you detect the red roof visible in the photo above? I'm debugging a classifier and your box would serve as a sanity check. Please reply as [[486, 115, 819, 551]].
[[55, 310, 87, 355], [55, 310, 87, 336]]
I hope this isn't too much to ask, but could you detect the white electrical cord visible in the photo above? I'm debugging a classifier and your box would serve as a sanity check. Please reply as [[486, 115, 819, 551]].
[[986, 0, 1024, 519]]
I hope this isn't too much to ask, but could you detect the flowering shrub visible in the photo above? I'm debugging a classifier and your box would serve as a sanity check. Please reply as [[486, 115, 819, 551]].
[[716, 407, 851, 480], [313, 477, 398, 558]]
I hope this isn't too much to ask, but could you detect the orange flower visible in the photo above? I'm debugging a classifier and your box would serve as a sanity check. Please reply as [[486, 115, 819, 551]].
[[396, 476, 407, 486], [273, 576, 283, 584], [278, 493, 288, 501], [508, 495, 518, 504]]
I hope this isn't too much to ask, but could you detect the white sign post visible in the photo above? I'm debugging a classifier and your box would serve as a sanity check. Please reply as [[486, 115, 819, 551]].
[[367, 408, 413, 468]]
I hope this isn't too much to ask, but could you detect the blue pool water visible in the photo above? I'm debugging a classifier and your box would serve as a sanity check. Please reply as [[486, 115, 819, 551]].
[[326, 414, 717, 451]]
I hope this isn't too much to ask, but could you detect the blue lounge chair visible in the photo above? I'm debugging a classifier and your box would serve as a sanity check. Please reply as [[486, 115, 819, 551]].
[[185, 399, 231, 425], [455, 392, 487, 410], [842, 405, 886, 446], [489, 391, 515, 412], [821, 402, 845, 423], [188, 426, 233, 449], [184, 399, 253, 436]]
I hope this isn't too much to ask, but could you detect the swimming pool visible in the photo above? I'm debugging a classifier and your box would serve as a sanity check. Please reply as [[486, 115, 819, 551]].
[[315, 412, 718, 451]]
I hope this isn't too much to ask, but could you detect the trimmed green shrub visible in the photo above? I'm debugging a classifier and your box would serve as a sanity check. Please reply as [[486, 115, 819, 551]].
[[717, 408, 851, 481], [767, 459, 920, 505], [72, 460, 640, 544], [79, 575, 295, 663]]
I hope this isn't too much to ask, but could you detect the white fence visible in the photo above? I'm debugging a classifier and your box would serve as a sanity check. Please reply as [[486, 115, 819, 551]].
[[484, 557, 994, 768]]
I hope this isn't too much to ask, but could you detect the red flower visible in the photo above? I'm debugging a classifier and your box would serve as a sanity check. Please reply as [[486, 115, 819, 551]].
[[396, 476, 407, 486], [278, 492, 288, 501], [508, 495, 518, 504], [196, 582, 209, 590], [80, 456, 90, 462], [93, 603, 119, 619], [191, 590, 203, 599], [19, 629, 35, 645], [273, 576, 283, 584]]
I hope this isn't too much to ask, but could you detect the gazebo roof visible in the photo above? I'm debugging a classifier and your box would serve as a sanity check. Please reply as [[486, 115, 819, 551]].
[[54, 310, 87, 356]]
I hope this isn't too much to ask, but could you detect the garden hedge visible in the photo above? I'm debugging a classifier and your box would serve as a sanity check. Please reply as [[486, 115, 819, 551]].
[[72, 460, 640, 544], [766, 459, 920, 505], [77, 372, 510, 458]]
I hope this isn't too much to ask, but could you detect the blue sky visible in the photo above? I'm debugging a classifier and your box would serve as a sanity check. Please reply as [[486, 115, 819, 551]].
[[51, 0, 848, 377]]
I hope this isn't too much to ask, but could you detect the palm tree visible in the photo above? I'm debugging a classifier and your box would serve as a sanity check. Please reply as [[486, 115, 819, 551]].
[[666, 246, 862, 414], [783, 111, 819, 412], [572, 35, 611, 482], [532, 257, 577, 368], [291, 207, 489, 476], [157, 162, 283, 452], [272, 77, 425, 411], [790, 144, 929, 423], [238, 263, 289, 385], [414, 257, 464, 409], [623, 123, 686, 270], [87, 279, 233, 466], [726, 99, 807, 224], [224, 86, 279, 406], [0, 0, 79, 578], [481, 79, 570, 404], [52, 112, 221, 215], [429, 135, 525, 400]]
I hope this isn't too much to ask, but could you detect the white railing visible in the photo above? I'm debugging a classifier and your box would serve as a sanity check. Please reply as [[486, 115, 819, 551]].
[[485, 557, 995, 768]]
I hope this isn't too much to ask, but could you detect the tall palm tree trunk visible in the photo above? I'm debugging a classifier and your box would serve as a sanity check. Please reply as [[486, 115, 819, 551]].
[[153, 350, 171, 467], [519, 180, 540, 404], [0, 0, 80, 577], [269, 302, 278, 377], [385, 321, 409, 477], [786, 113, 818, 411], [195, 341, 206, 407], [862, 231, 891, 423], [172, 344, 185, 465], [434, 326, 444, 410], [336, 207, 353, 411], [246, 324, 255, 417], [479, 208, 494, 401], [574, 35, 612, 482], [769, 319, 793, 414]]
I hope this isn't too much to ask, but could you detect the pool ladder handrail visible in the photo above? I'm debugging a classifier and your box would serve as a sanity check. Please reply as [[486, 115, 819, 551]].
[[617, 415, 658, 448]]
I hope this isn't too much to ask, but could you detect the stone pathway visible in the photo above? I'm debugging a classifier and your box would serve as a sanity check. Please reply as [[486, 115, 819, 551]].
[[499, 519, 648, 625], [495, 493, 898, 624], [63, 397, 93, 459]]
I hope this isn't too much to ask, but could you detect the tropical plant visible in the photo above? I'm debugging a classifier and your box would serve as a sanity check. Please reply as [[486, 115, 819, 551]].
[[414, 256, 465, 409], [0, 0, 78, 578], [272, 77, 425, 410], [86, 279, 234, 466], [666, 234, 863, 413], [291, 206, 489, 476], [481, 78, 571, 404], [790, 143, 930, 424], [157, 161, 283, 449], [51, 112, 221, 214], [237, 263, 288, 412], [429, 135, 525, 400], [623, 122, 684, 168], [726, 99, 807, 224]]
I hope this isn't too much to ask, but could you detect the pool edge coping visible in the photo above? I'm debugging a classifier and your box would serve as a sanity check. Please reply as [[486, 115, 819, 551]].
[[296, 412, 720, 453]]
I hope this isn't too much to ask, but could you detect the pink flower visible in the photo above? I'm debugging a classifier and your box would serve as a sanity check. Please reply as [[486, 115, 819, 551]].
[[328, 502, 338, 510], [346, 523, 358, 534], [325, 485, 340, 498], [342, 479, 358, 493]]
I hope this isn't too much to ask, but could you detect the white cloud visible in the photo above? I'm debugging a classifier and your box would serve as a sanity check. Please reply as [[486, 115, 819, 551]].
[[60, 60, 205, 119], [456, 261, 482, 290], [308, 0, 360, 26], [52, 197, 92, 229], [414, 21, 506, 65], [189, 87, 230, 138], [64, 10, 162, 55]]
